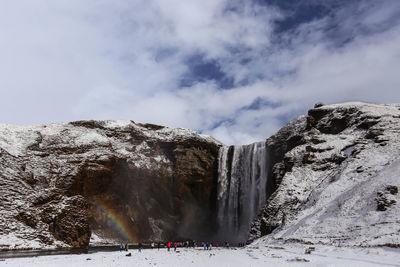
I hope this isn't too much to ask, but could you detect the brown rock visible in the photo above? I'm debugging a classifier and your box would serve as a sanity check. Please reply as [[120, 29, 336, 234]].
[[49, 196, 91, 247], [15, 211, 37, 229]]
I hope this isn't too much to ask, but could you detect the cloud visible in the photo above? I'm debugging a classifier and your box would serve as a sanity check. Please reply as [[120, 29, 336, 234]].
[[0, 0, 399, 145]]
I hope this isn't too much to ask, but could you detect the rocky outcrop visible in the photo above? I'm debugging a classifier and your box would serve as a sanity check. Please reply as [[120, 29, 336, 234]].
[[376, 186, 397, 211], [0, 120, 221, 249], [249, 103, 400, 247]]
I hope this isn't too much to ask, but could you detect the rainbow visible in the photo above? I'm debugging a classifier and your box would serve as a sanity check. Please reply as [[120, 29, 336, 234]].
[[92, 199, 137, 243]]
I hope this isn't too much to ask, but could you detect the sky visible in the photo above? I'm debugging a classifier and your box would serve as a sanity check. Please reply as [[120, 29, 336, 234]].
[[0, 0, 400, 145]]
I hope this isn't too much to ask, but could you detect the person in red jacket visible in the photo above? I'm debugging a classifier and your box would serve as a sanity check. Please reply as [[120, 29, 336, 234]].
[[167, 241, 171, 252]]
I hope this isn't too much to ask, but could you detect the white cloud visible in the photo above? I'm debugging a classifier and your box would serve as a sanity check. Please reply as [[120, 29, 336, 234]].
[[0, 0, 399, 145]]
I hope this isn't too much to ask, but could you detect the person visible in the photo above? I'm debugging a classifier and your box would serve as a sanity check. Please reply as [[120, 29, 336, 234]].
[[125, 243, 128, 251], [174, 242, 177, 252], [203, 243, 207, 250], [138, 242, 142, 252], [209, 243, 212, 250], [119, 243, 123, 252], [167, 241, 171, 252], [157, 242, 161, 250], [151, 242, 155, 249]]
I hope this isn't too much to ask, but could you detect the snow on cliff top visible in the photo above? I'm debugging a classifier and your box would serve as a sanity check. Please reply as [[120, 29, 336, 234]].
[[251, 101, 400, 248], [0, 120, 221, 157], [317, 102, 400, 117]]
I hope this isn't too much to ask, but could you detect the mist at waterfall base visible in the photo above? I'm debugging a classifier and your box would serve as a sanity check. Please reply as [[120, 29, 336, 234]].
[[216, 142, 271, 243]]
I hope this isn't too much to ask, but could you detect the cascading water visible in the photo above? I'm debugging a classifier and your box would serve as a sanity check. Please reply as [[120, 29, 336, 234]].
[[217, 141, 270, 243]]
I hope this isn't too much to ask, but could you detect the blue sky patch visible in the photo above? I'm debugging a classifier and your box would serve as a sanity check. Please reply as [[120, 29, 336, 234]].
[[180, 54, 235, 89]]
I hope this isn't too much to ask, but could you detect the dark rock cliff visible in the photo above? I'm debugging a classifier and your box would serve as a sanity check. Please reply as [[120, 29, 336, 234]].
[[0, 120, 221, 248]]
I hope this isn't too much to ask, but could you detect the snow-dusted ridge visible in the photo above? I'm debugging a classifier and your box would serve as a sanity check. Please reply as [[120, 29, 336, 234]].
[[0, 120, 221, 158], [0, 119, 222, 249], [250, 102, 400, 248]]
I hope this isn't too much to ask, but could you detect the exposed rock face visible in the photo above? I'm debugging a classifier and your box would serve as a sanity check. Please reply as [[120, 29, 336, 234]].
[[250, 103, 400, 247], [2, 102, 400, 249], [48, 196, 90, 247], [0, 120, 220, 249], [376, 186, 397, 211]]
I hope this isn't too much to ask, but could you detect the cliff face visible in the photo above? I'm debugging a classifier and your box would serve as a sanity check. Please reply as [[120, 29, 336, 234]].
[[0, 120, 221, 249], [2, 102, 399, 250], [250, 103, 400, 247]]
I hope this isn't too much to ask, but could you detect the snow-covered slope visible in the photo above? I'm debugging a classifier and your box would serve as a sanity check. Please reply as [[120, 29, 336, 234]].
[[0, 120, 221, 249], [2, 244, 400, 267], [250, 102, 400, 247]]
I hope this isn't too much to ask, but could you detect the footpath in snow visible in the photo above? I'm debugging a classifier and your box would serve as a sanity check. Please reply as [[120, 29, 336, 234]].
[[1, 244, 399, 267]]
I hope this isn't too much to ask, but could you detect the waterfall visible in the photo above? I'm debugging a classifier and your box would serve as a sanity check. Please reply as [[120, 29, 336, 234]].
[[217, 141, 270, 243]]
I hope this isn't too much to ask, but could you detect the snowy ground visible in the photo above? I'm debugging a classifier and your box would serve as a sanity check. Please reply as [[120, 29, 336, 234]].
[[1, 244, 399, 267]]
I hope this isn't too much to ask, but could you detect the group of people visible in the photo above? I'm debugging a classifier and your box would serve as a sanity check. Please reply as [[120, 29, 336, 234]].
[[164, 241, 230, 251], [119, 242, 143, 252], [166, 241, 186, 251], [119, 243, 129, 252], [119, 240, 232, 252], [202, 242, 212, 250]]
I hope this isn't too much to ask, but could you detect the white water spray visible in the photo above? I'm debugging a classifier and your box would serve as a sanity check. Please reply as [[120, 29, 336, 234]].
[[217, 142, 270, 243]]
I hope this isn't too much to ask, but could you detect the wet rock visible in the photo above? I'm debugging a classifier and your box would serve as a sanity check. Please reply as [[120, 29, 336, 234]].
[[37, 234, 54, 245], [305, 145, 333, 153], [272, 163, 286, 185], [307, 107, 355, 134], [328, 154, 346, 165], [376, 188, 397, 211], [365, 128, 384, 140], [310, 136, 326, 144], [386, 185, 398, 195], [357, 116, 380, 130], [40, 206, 57, 224], [302, 153, 316, 164], [15, 211, 37, 228], [22, 172, 36, 186], [356, 166, 364, 173], [33, 189, 63, 206], [49, 196, 91, 247]]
